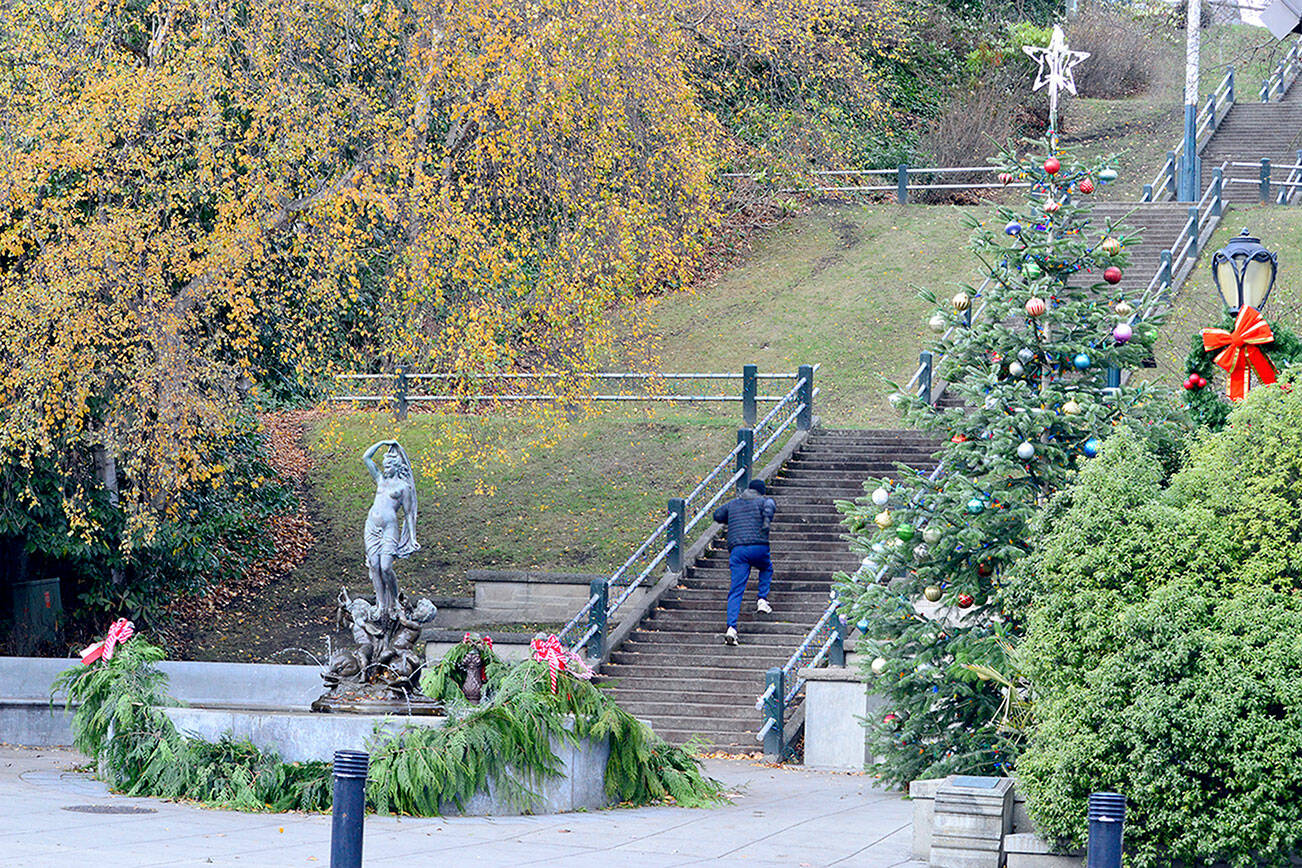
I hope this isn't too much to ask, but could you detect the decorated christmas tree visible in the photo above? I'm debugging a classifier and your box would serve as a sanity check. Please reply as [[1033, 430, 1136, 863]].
[[838, 27, 1181, 786]]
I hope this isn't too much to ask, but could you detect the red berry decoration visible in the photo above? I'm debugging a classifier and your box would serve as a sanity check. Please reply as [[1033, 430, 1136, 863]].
[[1078, 178, 1095, 194], [951, 433, 968, 443], [977, 562, 993, 577], [957, 593, 975, 609], [1103, 266, 1123, 285], [1044, 157, 1060, 175], [1184, 377, 1195, 390]]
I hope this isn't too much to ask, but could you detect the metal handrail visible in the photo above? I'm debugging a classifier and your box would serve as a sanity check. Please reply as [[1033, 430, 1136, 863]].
[[683, 441, 747, 508], [1262, 36, 1302, 102], [684, 468, 746, 537]]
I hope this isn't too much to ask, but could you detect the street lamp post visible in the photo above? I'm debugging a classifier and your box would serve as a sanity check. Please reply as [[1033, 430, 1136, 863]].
[[1211, 229, 1278, 313]]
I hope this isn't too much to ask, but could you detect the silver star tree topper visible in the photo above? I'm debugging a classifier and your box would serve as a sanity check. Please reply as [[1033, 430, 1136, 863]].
[[1022, 25, 1090, 133]]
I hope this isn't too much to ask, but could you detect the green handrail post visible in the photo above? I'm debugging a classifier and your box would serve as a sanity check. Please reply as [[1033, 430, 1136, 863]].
[[742, 363, 757, 428], [897, 163, 909, 205], [1165, 152, 1177, 198], [1160, 250, 1173, 288], [763, 667, 785, 759], [395, 365, 409, 422], [1142, 184, 1153, 203], [1261, 158, 1272, 203], [666, 497, 685, 573], [919, 351, 933, 406], [1261, 77, 1270, 102], [736, 428, 754, 492], [1227, 67, 1235, 103], [587, 578, 608, 659], [797, 364, 814, 430], [1205, 94, 1217, 131], [830, 611, 847, 667], [1212, 167, 1223, 216], [1188, 207, 1200, 256]]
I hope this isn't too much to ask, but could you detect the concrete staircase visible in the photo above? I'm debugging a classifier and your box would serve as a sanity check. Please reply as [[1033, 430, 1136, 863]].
[[600, 428, 938, 750], [1201, 83, 1302, 205]]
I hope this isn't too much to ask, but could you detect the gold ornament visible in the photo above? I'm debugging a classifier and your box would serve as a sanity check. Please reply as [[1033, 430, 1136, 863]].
[[874, 510, 893, 530], [951, 292, 971, 312], [1114, 299, 1133, 318], [1100, 236, 1122, 255], [923, 585, 943, 602], [1063, 399, 1081, 416]]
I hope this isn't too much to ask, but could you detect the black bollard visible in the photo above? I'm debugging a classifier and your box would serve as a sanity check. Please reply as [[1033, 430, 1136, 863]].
[[1087, 791, 1125, 868], [331, 750, 369, 868]]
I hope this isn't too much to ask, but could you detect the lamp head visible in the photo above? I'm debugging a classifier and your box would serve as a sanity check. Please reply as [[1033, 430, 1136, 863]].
[[1211, 228, 1277, 313]]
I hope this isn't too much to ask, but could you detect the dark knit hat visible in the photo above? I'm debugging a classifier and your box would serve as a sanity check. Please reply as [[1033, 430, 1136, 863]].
[[748, 479, 766, 495]]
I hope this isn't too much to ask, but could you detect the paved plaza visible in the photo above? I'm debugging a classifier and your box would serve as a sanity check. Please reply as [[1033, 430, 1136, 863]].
[[0, 747, 923, 868]]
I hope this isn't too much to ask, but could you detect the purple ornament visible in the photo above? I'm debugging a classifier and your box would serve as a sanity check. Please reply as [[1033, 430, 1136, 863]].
[[1113, 322, 1133, 344]]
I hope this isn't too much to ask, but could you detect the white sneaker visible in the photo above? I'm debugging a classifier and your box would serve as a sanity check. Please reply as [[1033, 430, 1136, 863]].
[[756, 599, 773, 615], [724, 627, 739, 646]]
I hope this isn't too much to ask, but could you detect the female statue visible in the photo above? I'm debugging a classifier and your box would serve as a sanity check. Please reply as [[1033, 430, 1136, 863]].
[[362, 440, 419, 620]]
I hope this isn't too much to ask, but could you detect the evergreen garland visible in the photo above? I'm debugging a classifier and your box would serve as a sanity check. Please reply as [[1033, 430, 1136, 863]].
[[1182, 311, 1302, 431], [54, 636, 722, 815]]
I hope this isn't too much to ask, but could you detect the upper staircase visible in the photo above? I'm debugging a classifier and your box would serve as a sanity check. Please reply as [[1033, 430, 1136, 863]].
[[1202, 82, 1302, 205], [600, 428, 938, 749]]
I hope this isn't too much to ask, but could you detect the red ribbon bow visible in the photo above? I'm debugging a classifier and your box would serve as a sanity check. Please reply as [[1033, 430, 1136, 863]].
[[1202, 306, 1277, 401], [530, 634, 592, 693], [80, 618, 134, 665]]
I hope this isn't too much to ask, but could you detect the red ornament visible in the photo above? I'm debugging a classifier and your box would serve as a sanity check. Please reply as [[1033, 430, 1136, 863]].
[[1044, 157, 1060, 175], [957, 594, 975, 609], [1103, 266, 1123, 285], [1197, 375, 1207, 387], [1078, 178, 1095, 194], [977, 562, 993, 577], [1044, 200, 1061, 213], [1025, 297, 1047, 317], [998, 172, 1013, 185]]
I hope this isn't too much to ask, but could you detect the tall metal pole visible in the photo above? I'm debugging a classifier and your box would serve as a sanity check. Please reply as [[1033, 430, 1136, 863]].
[[1181, 0, 1201, 201]]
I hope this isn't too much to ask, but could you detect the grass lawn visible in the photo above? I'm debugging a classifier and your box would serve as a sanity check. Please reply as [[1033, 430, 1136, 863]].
[[304, 408, 741, 594], [636, 204, 985, 427]]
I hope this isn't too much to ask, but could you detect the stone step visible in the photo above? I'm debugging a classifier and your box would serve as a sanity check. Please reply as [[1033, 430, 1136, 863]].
[[659, 590, 835, 607]]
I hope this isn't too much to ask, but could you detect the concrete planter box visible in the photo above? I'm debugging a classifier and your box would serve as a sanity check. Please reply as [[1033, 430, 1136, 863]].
[[163, 706, 612, 815], [797, 666, 884, 771], [4, 656, 611, 815]]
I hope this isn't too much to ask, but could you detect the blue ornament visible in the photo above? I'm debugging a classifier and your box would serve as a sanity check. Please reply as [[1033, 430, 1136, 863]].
[[1073, 353, 1091, 370], [856, 619, 869, 633], [1004, 221, 1022, 236], [966, 497, 985, 515], [1083, 437, 1101, 457]]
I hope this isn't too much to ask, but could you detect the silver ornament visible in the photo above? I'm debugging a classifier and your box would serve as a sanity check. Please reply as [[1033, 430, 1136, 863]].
[[1017, 348, 1035, 364], [1017, 441, 1035, 460], [1009, 361, 1024, 377], [871, 487, 889, 507], [923, 526, 943, 544]]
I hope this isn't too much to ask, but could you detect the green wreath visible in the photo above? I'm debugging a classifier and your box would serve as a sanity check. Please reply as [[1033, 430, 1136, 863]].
[[1183, 312, 1302, 430]]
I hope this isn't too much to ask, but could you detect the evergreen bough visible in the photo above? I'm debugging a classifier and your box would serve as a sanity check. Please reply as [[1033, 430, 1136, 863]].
[[54, 637, 722, 815]]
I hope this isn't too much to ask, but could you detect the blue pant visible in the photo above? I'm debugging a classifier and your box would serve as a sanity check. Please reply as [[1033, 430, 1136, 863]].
[[727, 544, 773, 628]]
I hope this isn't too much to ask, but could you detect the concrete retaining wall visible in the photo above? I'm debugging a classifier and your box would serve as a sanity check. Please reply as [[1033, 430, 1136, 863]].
[[2, 656, 323, 747]]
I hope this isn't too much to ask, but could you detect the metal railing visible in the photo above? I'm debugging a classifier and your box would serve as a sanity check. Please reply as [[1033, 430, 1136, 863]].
[[557, 366, 819, 659], [1219, 155, 1302, 205], [723, 165, 1032, 203], [330, 366, 803, 422], [1260, 36, 1302, 102], [1143, 66, 1235, 203]]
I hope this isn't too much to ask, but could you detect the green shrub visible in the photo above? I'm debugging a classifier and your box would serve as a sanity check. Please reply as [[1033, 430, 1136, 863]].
[[1015, 375, 1302, 867]]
